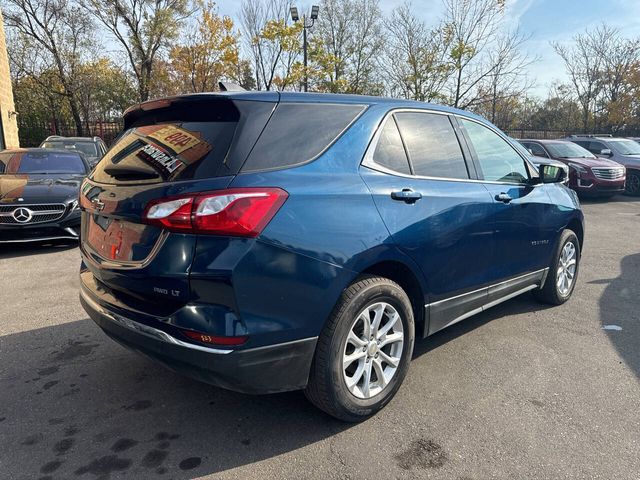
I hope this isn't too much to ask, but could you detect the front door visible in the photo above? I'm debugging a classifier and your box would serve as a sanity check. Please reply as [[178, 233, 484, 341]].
[[457, 118, 556, 282]]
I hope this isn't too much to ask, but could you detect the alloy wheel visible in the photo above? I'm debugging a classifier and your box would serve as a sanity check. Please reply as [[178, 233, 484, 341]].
[[626, 173, 640, 194], [557, 241, 577, 296], [342, 302, 404, 399]]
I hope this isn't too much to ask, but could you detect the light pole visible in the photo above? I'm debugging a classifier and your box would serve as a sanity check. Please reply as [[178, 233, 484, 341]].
[[290, 5, 319, 93]]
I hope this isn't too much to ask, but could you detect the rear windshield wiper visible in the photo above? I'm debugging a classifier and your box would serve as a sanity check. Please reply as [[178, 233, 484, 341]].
[[103, 165, 160, 180]]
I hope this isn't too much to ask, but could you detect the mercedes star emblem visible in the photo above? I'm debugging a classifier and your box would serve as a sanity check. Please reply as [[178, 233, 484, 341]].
[[12, 207, 33, 223]]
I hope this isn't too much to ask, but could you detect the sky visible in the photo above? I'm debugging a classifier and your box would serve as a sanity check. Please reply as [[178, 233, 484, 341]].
[[216, 0, 640, 98]]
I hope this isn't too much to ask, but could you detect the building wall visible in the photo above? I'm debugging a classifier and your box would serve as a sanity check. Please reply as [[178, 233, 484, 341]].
[[0, 10, 19, 149]]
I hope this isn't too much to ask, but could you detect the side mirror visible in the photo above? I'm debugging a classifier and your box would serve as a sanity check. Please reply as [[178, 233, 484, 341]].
[[600, 148, 613, 156], [539, 163, 567, 184]]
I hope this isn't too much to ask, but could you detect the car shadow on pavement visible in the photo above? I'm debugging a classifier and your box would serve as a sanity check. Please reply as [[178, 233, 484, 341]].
[[0, 241, 78, 260], [590, 252, 640, 379], [0, 319, 351, 479]]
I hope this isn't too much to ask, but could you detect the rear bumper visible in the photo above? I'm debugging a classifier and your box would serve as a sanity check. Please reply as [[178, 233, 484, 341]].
[[80, 286, 317, 394]]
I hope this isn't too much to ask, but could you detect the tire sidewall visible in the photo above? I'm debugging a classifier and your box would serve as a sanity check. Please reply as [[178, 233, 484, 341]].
[[625, 171, 640, 196], [327, 281, 415, 417]]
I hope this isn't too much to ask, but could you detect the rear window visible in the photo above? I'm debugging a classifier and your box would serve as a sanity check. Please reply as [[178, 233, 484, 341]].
[[43, 141, 98, 157], [241, 103, 365, 172], [91, 121, 238, 184], [0, 151, 86, 174]]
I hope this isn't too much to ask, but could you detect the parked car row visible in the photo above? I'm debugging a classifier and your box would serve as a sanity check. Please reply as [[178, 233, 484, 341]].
[[518, 135, 640, 197]]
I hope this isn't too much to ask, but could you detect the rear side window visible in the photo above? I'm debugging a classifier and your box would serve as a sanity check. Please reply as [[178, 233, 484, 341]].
[[372, 118, 411, 175], [394, 112, 469, 179], [241, 103, 365, 172]]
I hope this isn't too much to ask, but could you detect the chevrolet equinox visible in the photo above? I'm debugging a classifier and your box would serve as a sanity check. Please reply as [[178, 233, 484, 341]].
[[79, 92, 584, 421]]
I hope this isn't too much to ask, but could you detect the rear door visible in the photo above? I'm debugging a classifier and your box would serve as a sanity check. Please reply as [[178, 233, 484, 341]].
[[360, 110, 496, 333], [80, 95, 276, 306]]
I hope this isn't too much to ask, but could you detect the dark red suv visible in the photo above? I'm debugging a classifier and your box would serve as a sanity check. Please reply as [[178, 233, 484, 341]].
[[519, 139, 625, 197]]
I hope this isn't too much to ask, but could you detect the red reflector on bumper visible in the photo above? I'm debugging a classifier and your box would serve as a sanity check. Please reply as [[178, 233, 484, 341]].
[[181, 329, 248, 346]]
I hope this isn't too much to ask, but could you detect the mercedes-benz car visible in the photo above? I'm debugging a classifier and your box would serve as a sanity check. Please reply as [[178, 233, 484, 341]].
[[79, 92, 584, 421], [0, 148, 90, 243]]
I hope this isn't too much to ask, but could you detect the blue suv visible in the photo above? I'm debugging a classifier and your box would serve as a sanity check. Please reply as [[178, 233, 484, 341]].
[[79, 92, 584, 421]]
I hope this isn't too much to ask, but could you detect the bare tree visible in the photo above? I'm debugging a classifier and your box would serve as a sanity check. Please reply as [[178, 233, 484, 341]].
[[240, 0, 300, 91], [443, 0, 507, 109], [592, 25, 640, 130], [477, 28, 535, 123], [3, 0, 95, 134], [325, 0, 383, 93], [552, 30, 605, 131], [383, 2, 452, 102], [82, 0, 190, 101]]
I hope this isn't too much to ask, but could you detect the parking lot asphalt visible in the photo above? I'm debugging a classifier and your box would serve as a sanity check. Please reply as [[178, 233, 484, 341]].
[[1, 196, 639, 480]]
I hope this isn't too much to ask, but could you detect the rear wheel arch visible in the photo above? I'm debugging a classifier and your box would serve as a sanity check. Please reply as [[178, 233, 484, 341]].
[[360, 260, 426, 338]]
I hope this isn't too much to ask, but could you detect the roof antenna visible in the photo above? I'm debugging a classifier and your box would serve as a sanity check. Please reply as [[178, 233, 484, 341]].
[[219, 81, 246, 92]]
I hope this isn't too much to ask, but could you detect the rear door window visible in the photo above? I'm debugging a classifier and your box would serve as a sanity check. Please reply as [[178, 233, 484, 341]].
[[241, 103, 365, 172], [394, 112, 469, 179], [371, 118, 411, 175]]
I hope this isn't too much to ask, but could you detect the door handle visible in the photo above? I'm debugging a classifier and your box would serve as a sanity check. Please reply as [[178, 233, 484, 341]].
[[391, 189, 422, 204], [495, 192, 512, 203]]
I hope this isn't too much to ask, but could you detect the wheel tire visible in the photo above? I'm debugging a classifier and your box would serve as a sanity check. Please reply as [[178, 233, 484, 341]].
[[304, 275, 415, 422], [535, 229, 580, 305], [625, 170, 640, 196]]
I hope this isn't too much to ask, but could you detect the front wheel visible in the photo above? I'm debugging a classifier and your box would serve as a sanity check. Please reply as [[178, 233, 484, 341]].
[[305, 276, 415, 422], [535, 229, 580, 305]]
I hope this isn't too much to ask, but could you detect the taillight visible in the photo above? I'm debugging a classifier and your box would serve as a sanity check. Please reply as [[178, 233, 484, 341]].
[[142, 188, 287, 237], [145, 197, 193, 230]]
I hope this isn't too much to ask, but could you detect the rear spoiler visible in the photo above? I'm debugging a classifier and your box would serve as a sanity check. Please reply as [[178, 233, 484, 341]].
[[123, 92, 279, 130]]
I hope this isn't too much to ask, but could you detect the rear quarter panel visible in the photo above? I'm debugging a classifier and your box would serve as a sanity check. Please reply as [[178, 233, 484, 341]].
[[207, 105, 425, 345]]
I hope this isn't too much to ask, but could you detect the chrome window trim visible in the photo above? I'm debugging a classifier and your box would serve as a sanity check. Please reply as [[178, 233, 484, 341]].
[[362, 107, 536, 187]]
